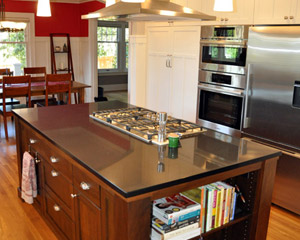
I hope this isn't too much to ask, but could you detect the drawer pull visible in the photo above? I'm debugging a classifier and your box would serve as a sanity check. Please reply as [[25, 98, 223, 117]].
[[80, 182, 90, 191], [29, 138, 37, 144], [284, 16, 289, 20], [50, 156, 59, 163], [53, 204, 61, 212], [70, 193, 78, 198], [51, 170, 59, 177]]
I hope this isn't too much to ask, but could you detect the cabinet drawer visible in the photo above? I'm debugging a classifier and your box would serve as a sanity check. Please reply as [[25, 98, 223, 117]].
[[45, 192, 75, 240], [44, 161, 73, 209], [73, 166, 100, 207], [22, 122, 72, 180]]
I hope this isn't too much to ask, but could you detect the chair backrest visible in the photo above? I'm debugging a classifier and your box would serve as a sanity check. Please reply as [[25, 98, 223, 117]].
[[24, 67, 46, 83], [2, 75, 31, 109], [0, 68, 13, 76], [45, 73, 71, 106]]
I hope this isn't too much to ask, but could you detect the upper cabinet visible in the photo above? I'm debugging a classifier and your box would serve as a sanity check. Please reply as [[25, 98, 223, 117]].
[[254, 0, 300, 24], [172, 0, 255, 25]]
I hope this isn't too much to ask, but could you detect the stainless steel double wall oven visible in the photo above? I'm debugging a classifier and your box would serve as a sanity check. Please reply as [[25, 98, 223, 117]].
[[197, 25, 249, 136]]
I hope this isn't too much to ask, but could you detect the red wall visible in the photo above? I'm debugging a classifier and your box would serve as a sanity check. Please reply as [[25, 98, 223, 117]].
[[5, 0, 105, 37]]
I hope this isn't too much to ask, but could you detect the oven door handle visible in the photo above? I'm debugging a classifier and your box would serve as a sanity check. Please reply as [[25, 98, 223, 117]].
[[198, 84, 244, 97], [200, 40, 247, 47]]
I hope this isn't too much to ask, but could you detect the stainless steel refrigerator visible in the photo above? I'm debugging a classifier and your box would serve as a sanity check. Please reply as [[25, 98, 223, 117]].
[[243, 26, 300, 214]]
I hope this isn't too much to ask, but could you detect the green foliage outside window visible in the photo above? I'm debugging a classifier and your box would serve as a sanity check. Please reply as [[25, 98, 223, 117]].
[[0, 31, 26, 69]]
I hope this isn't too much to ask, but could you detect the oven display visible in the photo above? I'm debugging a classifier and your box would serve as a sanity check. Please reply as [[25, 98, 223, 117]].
[[212, 73, 232, 85]]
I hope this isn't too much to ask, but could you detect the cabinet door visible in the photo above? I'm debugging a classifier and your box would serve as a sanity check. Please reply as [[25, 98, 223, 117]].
[[170, 26, 200, 122], [201, 0, 254, 25], [290, 0, 300, 23], [254, 0, 293, 24], [146, 27, 172, 113], [74, 193, 101, 240]]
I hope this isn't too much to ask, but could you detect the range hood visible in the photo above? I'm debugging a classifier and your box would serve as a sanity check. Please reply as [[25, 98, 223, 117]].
[[82, 0, 216, 21]]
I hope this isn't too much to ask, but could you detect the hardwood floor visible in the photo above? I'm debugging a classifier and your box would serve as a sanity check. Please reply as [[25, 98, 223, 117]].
[[0, 118, 299, 239]]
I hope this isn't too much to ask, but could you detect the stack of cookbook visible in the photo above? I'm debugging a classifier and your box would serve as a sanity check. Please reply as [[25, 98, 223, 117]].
[[151, 193, 201, 240]]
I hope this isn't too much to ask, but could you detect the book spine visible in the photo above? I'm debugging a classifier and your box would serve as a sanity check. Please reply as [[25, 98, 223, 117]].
[[211, 187, 217, 230], [205, 186, 212, 232], [154, 216, 199, 233], [231, 192, 237, 221], [215, 188, 221, 228], [229, 187, 236, 221], [153, 208, 200, 225], [153, 222, 199, 240], [199, 186, 206, 233], [218, 187, 224, 227]]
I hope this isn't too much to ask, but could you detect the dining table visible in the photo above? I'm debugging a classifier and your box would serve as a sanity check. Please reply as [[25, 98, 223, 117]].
[[0, 80, 91, 104]]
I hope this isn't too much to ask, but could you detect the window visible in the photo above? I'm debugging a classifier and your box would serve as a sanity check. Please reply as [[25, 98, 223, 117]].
[[97, 21, 128, 74], [0, 24, 27, 76]]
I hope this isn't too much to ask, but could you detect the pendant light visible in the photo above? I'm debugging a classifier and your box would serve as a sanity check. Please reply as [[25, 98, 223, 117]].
[[0, 0, 27, 32], [37, 0, 51, 17], [214, 0, 233, 12]]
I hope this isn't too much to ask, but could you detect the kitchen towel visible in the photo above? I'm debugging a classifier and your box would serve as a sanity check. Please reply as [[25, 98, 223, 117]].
[[21, 151, 37, 204]]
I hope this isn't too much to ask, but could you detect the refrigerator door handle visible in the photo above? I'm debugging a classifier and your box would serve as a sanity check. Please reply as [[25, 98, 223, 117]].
[[243, 63, 251, 129]]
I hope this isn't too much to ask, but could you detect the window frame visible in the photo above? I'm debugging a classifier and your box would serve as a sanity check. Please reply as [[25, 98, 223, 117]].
[[97, 20, 128, 75], [0, 29, 28, 73]]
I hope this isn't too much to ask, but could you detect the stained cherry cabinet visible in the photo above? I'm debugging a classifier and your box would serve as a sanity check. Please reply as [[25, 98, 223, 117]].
[[74, 192, 101, 240]]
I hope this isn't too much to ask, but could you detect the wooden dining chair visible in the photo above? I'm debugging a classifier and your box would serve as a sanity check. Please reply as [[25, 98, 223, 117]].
[[0, 75, 31, 140], [45, 73, 71, 106], [24, 67, 57, 106], [0, 68, 13, 76]]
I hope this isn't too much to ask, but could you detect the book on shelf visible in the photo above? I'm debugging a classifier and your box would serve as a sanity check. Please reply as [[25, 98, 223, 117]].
[[151, 221, 200, 240], [209, 184, 218, 230], [151, 226, 201, 240], [152, 194, 201, 225], [205, 185, 214, 232], [230, 191, 237, 221], [181, 186, 206, 235], [216, 181, 233, 225], [152, 216, 199, 233]]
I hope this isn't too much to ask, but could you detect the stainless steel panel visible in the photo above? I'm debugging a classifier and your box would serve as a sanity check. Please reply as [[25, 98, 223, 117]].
[[201, 25, 249, 40], [244, 26, 300, 149], [196, 118, 242, 137], [82, 0, 216, 21], [199, 70, 247, 89], [200, 63, 246, 75], [198, 83, 244, 97]]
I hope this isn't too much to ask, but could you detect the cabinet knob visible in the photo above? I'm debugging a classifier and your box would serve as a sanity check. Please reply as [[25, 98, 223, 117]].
[[50, 156, 59, 163], [290, 16, 294, 19], [225, 18, 229, 21], [80, 182, 90, 191], [53, 204, 61, 212], [221, 18, 225, 21], [51, 170, 59, 177], [284, 16, 289, 19], [70, 193, 78, 198], [35, 159, 41, 164], [29, 138, 37, 144]]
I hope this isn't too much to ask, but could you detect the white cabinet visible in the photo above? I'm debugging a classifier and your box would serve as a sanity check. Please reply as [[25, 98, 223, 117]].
[[146, 26, 200, 122], [200, 0, 255, 25], [254, 0, 300, 24]]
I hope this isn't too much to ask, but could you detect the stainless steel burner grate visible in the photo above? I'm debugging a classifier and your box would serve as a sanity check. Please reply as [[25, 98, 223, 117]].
[[90, 107, 206, 145]]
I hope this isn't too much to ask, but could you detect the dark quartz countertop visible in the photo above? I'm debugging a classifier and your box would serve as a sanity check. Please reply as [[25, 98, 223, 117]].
[[13, 101, 281, 198]]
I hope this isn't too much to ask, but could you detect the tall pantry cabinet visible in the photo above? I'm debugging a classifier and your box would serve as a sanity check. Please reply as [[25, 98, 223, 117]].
[[146, 26, 200, 122]]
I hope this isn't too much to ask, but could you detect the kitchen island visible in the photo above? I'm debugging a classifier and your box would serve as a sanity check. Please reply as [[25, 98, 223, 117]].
[[13, 101, 281, 240]]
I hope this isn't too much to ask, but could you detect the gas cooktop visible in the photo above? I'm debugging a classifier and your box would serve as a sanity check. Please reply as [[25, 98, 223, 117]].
[[90, 107, 206, 145]]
